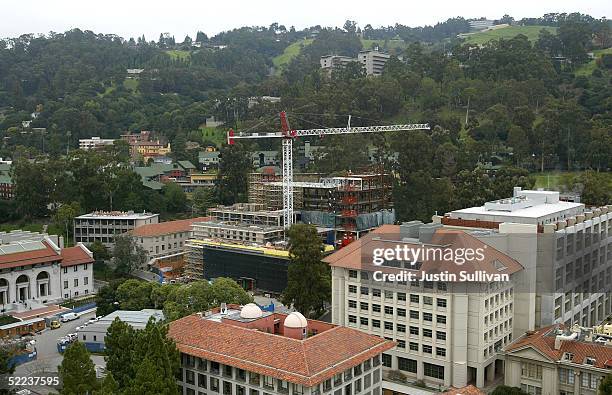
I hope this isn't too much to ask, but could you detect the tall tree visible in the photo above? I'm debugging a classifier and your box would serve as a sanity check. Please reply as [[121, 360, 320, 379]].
[[105, 318, 136, 389], [58, 341, 99, 395], [215, 143, 252, 205], [281, 224, 330, 317], [112, 235, 147, 276]]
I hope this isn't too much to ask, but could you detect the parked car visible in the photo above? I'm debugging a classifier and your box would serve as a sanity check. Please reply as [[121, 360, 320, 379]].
[[50, 319, 61, 329], [60, 313, 78, 322], [87, 318, 96, 325]]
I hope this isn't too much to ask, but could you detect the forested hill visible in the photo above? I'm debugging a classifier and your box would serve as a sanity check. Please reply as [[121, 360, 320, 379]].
[[0, 13, 610, 210]]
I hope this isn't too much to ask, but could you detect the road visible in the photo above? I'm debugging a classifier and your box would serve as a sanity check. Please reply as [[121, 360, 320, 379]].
[[11, 311, 105, 394]]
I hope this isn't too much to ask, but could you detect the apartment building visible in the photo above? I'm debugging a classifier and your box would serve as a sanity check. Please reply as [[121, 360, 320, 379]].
[[503, 324, 612, 395], [129, 217, 210, 262], [440, 188, 612, 331], [74, 211, 159, 248], [325, 224, 523, 390], [358, 51, 391, 76], [0, 233, 94, 308], [78, 137, 115, 150], [168, 303, 395, 395]]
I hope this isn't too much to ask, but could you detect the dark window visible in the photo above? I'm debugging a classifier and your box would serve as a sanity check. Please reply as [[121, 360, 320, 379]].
[[382, 354, 392, 367], [424, 363, 445, 380], [398, 357, 417, 373]]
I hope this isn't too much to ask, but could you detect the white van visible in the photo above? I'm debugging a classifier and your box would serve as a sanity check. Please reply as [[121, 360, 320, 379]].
[[60, 313, 78, 322]]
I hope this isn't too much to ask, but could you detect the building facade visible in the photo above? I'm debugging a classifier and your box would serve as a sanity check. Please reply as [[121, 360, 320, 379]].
[[503, 324, 612, 395], [74, 211, 159, 248], [78, 137, 115, 150], [358, 51, 391, 76], [168, 303, 395, 395], [325, 224, 523, 390]]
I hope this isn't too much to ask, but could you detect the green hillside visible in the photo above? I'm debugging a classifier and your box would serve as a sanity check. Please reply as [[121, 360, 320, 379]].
[[575, 47, 612, 76], [273, 39, 313, 70], [462, 25, 557, 45], [360, 39, 407, 51]]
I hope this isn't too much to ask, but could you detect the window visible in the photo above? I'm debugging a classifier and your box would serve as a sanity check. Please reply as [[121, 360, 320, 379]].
[[384, 321, 393, 330], [410, 294, 419, 303], [372, 319, 380, 328], [423, 345, 432, 354], [436, 348, 446, 357], [397, 308, 406, 317], [384, 306, 393, 315], [409, 342, 418, 351], [398, 357, 417, 373], [249, 372, 260, 386], [236, 369, 246, 381], [381, 354, 392, 367], [423, 363, 444, 380], [436, 331, 446, 340], [397, 324, 406, 333], [223, 365, 232, 377], [344, 368, 352, 381], [384, 290, 393, 299], [397, 292, 406, 301], [558, 368, 575, 384], [372, 304, 381, 312], [84, 264, 88, 270], [409, 326, 419, 335], [198, 373, 207, 388], [360, 317, 369, 326], [186, 370, 196, 385], [437, 299, 447, 308], [423, 312, 433, 322], [520, 385, 542, 395], [361, 271, 369, 280], [292, 384, 303, 395], [211, 362, 220, 375], [410, 310, 419, 319], [372, 288, 381, 297], [223, 381, 232, 395], [423, 296, 433, 305], [349, 300, 357, 309], [423, 328, 432, 337], [360, 302, 369, 311], [397, 340, 405, 349], [521, 363, 542, 379], [437, 315, 447, 324], [349, 285, 357, 294], [84, 277, 88, 285], [263, 376, 274, 390], [74, 279, 78, 287], [349, 270, 358, 278], [324, 379, 332, 392], [74, 266, 78, 272], [63, 267, 68, 274], [349, 315, 357, 324], [63, 281, 68, 289], [211, 378, 220, 392], [333, 373, 342, 387], [361, 287, 369, 295]]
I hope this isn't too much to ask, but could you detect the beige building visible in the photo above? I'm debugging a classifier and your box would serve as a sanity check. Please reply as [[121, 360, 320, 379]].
[[74, 211, 159, 248], [358, 51, 391, 76], [503, 324, 612, 395], [191, 221, 284, 245], [325, 224, 523, 390], [78, 137, 115, 150], [130, 217, 210, 261]]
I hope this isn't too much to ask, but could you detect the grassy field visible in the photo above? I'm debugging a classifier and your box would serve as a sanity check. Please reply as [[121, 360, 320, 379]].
[[200, 126, 227, 147], [123, 78, 139, 91], [272, 39, 313, 71], [165, 49, 191, 61], [462, 25, 557, 45], [575, 47, 612, 76]]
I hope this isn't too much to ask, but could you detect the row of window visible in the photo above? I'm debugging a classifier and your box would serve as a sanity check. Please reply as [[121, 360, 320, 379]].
[[382, 354, 445, 380], [62, 264, 88, 274], [63, 277, 88, 289], [347, 300, 447, 315], [348, 313, 447, 327]]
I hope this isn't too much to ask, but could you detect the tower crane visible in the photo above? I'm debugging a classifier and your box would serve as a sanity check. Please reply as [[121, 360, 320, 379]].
[[228, 111, 430, 229]]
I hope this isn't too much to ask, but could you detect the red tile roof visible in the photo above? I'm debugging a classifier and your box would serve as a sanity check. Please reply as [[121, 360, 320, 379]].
[[131, 217, 212, 237], [0, 241, 61, 269], [60, 245, 94, 267], [505, 324, 612, 369], [168, 314, 395, 386], [442, 385, 486, 395], [323, 226, 523, 277]]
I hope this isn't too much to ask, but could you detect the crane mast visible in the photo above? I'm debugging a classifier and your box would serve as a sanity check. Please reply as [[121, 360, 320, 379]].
[[228, 111, 430, 229]]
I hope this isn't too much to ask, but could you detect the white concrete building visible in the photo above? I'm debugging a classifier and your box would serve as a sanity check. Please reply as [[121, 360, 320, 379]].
[[325, 225, 523, 390], [78, 137, 115, 150], [74, 210, 159, 249], [0, 233, 94, 310], [358, 51, 391, 76]]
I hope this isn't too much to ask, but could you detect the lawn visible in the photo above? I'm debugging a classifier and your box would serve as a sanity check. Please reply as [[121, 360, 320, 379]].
[[575, 47, 612, 76], [273, 39, 313, 72], [123, 78, 139, 92], [200, 126, 227, 147], [461, 25, 557, 45], [165, 49, 191, 61], [531, 171, 612, 190]]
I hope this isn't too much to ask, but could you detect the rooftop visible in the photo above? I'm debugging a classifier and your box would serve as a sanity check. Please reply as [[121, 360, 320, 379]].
[[168, 306, 394, 386], [131, 217, 212, 237], [76, 210, 158, 220], [81, 309, 164, 333], [505, 324, 612, 369]]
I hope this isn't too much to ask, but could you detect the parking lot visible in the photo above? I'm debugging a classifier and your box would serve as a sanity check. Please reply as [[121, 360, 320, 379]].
[[11, 311, 106, 394]]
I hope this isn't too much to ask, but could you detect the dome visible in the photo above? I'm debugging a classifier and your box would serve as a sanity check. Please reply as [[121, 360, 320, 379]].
[[240, 303, 263, 319], [284, 312, 308, 328]]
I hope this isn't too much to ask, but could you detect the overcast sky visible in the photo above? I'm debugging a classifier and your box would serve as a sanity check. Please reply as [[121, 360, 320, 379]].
[[2, 0, 610, 41]]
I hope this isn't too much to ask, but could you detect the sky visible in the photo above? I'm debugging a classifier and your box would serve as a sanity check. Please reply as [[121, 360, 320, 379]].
[[1, 0, 610, 41]]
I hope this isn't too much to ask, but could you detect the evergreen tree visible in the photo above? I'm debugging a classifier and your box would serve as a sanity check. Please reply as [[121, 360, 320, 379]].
[[281, 224, 330, 317], [58, 342, 99, 395], [599, 375, 612, 395], [215, 143, 252, 205], [104, 318, 136, 389]]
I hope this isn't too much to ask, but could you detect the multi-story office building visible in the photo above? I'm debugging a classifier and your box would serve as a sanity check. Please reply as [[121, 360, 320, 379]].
[[439, 188, 612, 331], [130, 217, 210, 262], [503, 324, 612, 395], [320, 55, 358, 75], [0, 232, 94, 308], [168, 303, 395, 395], [358, 51, 391, 76], [325, 224, 523, 390], [74, 211, 159, 248]]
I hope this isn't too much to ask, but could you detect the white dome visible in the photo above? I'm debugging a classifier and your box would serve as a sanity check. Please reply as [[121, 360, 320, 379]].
[[240, 303, 263, 319], [284, 312, 308, 328]]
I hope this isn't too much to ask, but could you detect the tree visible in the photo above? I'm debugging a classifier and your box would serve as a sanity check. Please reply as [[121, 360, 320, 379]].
[[599, 375, 612, 395], [53, 201, 82, 242], [105, 318, 136, 389], [216, 143, 252, 205], [209, 277, 253, 306], [58, 341, 99, 395], [574, 171, 612, 206], [507, 126, 530, 166], [93, 373, 119, 395], [89, 240, 110, 263], [281, 224, 330, 317], [162, 182, 187, 213], [112, 235, 146, 276], [491, 386, 529, 395], [116, 279, 154, 310], [191, 187, 216, 215]]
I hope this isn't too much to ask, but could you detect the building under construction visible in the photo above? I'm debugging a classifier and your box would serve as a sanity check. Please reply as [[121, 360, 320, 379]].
[[247, 167, 321, 211]]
